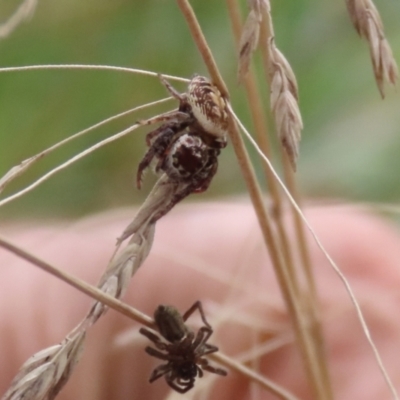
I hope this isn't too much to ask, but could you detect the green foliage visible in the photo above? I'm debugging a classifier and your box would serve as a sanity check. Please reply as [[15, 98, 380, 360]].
[[0, 0, 399, 218]]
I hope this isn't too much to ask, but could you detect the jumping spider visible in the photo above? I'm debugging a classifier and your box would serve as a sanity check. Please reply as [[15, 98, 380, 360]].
[[136, 75, 229, 222], [139, 301, 227, 393]]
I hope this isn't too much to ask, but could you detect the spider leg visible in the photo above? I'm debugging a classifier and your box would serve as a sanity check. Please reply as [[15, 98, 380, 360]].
[[144, 346, 171, 360], [158, 74, 186, 102], [137, 126, 175, 189], [182, 301, 211, 327], [166, 376, 194, 394], [198, 358, 228, 376], [201, 343, 219, 356], [139, 327, 169, 351], [137, 110, 189, 128], [192, 326, 213, 352], [196, 365, 204, 378], [136, 120, 191, 189], [149, 363, 172, 382], [192, 153, 219, 194]]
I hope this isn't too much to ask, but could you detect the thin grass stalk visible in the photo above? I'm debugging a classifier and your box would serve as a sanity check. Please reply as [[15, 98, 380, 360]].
[[235, 112, 399, 400], [0, 236, 153, 328], [225, 0, 299, 298], [175, 0, 330, 398], [228, 3, 331, 394], [0, 97, 173, 194], [0, 236, 300, 400], [257, 7, 333, 398], [282, 152, 333, 397], [0, 64, 189, 83]]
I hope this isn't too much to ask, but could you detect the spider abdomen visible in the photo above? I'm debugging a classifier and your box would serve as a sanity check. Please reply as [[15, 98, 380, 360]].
[[162, 134, 212, 180]]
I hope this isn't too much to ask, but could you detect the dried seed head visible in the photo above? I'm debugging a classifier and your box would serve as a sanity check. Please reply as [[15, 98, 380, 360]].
[[238, 0, 271, 80], [345, 0, 398, 97], [269, 41, 303, 170], [238, 10, 261, 81], [187, 75, 229, 138]]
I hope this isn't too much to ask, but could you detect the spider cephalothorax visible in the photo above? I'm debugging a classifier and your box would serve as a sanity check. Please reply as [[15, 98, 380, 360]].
[[137, 75, 229, 196], [139, 301, 227, 393]]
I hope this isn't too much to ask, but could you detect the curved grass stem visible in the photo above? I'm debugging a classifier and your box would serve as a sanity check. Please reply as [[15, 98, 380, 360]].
[[0, 235, 300, 400]]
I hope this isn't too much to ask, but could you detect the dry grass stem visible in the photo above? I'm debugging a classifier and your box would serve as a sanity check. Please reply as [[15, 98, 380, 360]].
[[0, 236, 154, 327], [0, 197, 157, 398], [0, 65, 190, 83], [0, 122, 141, 208], [0, 0, 37, 39], [211, 352, 300, 400], [2, 70, 234, 396], [345, 0, 398, 97], [0, 236, 300, 400], [227, 0, 301, 300], [0, 107, 190, 209], [231, 107, 399, 400], [176, 1, 228, 97], [228, 1, 332, 397], [0, 97, 173, 194], [176, 1, 333, 398]]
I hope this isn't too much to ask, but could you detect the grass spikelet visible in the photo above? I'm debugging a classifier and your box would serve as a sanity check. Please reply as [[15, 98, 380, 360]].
[[237, 0, 303, 170], [237, 8, 261, 80], [268, 41, 303, 171], [2, 331, 86, 400], [345, 0, 398, 97]]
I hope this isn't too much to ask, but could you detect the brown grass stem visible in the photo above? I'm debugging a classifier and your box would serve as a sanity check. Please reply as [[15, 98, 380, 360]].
[[175, 1, 228, 97], [175, 1, 331, 398], [0, 235, 300, 400], [0, 235, 153, 327], [282, 153, 333, 397], [234, 113, 399, 400], [257, 6, 333, 398], [211, 352, 301, 400], [225, 0, 299, 296]]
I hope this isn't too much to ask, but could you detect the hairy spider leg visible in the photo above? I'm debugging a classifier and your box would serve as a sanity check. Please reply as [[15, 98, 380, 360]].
[[167, 379, 194, 394], [137, 110, 189, 129], [139, 327, 169, 350], [144, 346, 172, 361], [158, 74, 187, 103], [148, 363, 172, 382], [198, 359, 228, 376], [182, 300, 211, 327], [191, 326, 213, 353], [136, 119, 192, 189]]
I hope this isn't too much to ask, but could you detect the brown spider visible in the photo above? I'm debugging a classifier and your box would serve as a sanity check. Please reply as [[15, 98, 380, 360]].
[[136, 75, 229, 224], [139, 301, 227, 393]]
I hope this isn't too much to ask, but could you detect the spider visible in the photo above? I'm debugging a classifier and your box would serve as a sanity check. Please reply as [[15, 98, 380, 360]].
[[136, 75, 229, 223], [139, 301, 227, 393]]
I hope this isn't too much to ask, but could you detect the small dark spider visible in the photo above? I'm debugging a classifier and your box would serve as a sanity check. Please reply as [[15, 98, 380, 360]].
[[139, 301, 227, 394], [136, 75, 229, 223]]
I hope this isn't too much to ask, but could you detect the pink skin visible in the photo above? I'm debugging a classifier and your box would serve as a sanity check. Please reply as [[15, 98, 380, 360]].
[[1, 202, 400, 399]]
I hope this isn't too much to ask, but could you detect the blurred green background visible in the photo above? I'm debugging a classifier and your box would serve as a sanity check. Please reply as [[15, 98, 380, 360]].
[[0, 0, 399, 219]]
